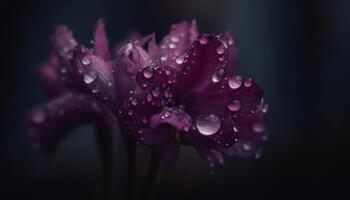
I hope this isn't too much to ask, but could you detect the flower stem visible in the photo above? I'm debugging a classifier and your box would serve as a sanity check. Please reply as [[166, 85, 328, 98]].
[[139, 151, 165, 200], [123, 134, 137, 200], [95, 125, 115, 200]]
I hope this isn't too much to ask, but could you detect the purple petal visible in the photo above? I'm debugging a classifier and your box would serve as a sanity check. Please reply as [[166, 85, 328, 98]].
[[150, 106, 192, 132], [158, 21, 198, 69], [93, 19, 111, 60], [51, 26, 77, 61], [220, 31, 238, 76], [25, 93, 114, 153], [72, 46, 116, 107], [38, 64, 67, 97], [175, 34, 228, 100]]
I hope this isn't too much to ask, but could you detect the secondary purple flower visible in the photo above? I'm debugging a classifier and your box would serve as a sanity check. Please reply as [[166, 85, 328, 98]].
[[116, 21, 268, 169], [26, 19, 116, 153]]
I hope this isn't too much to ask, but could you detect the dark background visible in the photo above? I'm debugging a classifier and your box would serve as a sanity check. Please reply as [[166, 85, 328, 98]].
[[1, 0, 350, 199]]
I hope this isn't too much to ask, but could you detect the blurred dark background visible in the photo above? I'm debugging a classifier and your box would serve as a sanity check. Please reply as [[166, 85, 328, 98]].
[[1, 0, 350, 199]]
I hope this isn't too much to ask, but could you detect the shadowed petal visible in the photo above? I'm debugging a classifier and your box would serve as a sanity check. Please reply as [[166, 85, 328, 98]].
[[195, 144, 224, 172], [93, 19, 110, 60], [25, 93, 115, 154], [38, 64, 67, 97]]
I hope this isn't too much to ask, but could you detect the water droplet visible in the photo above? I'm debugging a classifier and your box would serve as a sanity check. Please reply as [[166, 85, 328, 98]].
[[175, 56, 184, 65], [151, 86, 160, 97], [160, 56, 168, 62], [164, 87, 172, 98], [60, 68, 67, 74], [244, 78, 252, 87], [211, 69, 225, 83], [138, 129, 144, 134], [84, 71, 97, 84], [170, 36, 179, 43], [216, 45, 225, 55], [168, 43, 176, 49], [142, 66, 154, 79], [128, 110, 133, 116], [92, 88, 98, 93], [233, 126, 240, 132], [262, 104, 268, 113], [161, 111, 171, 119], [184, 126, 190, 132], [219, 56, 225, 61], [228, 76, 242, 89], [196, 114, 221, 136], [146, 94, 152, 102], [199, 36, 208, 45], [81, 56, 91, 65], [142, 117, 148, 124], [252, 122, 265, 133], [131, 98, 138, 106], [227, 100, 241, 112], [32, 109, 45, 124], [243, 142, 252, 150]]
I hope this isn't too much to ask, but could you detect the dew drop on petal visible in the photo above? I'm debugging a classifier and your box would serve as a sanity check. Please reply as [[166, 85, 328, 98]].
[[131, 98, 138, 106], [262, 104, 269, 113], [244, 78, 252, 87], [199, 36, 208, 45], [228, 76, 242, 90], [227, 100, 241, 112], [196, 114, 221, 136], [81, 56, 91, 65], [151, 86, 160, 97], [142, 117, 148, 124], [175, 56, 184, 65], [211, 69, 225, 83], [216, 45, 225, 55], [168, 43, 176, 49], [32, 109, 45, 124], [60, 68, 67, 74], [146, 94, 152, 102], [243, 142, 252, 150], [252, 121, 265, 133], [142, 66, 154, 79], [84, 71, 97, 84], [233, 126, 239, 132]]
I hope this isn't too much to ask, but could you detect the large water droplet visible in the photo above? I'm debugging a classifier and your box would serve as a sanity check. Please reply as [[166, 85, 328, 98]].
[[81, 56, 91, 65], [227, 100, 241, 112], [228, 76, 242, 89], [142, 67, 154, 79], [32, 109, 45, 124], [84, 71, 97, 84], [196, 114, 221, 136], [199, 36, 208, 45], [211, 69, 225, 83], [151, 86, 160, 97], [252, 121, 265, 133]]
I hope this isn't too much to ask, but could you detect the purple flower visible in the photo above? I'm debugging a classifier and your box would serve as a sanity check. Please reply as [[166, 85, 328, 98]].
[[26, 19, 116, 153], [115, 21, 268, 169]]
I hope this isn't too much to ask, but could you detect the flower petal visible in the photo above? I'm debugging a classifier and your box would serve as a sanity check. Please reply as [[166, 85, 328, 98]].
[[220, 31, 238, 76], [25, 93, 114, 153], [159, 21, 198, 69], [72, 46, 116, 108], [38, 64, 67, 97], [93, 19, 110, 60], [175, 34, 228, 100], [150, 106, 192, 132]]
